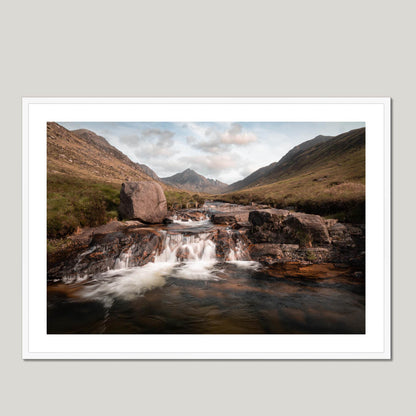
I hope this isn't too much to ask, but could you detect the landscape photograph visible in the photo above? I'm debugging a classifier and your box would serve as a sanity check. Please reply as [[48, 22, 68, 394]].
[[47, 121, 366, 334]]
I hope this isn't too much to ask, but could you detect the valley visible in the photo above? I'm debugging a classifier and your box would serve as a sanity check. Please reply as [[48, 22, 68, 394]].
[[46, 122, 366, 334]]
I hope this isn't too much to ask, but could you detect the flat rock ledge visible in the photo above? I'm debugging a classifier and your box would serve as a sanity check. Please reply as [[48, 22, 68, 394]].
[[48, 221, 164, 281]]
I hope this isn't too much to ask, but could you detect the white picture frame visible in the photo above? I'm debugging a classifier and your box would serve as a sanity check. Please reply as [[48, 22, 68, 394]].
[[22, 97, 391, 359]]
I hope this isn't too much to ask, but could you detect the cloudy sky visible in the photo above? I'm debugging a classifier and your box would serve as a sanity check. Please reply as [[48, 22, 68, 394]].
[[60, 122, 365, 184]]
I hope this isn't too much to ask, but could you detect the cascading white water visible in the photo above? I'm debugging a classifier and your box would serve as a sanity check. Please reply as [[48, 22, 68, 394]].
[[225, 230, 260, 269], [155, 232, 216, 263], [78, 231, 221, 304], [114, 245, 136, 269], [76, 215, 260, 303], [225, 229, 250, 262], [154, 232, 219, 280], [171, 215, 211, 228]]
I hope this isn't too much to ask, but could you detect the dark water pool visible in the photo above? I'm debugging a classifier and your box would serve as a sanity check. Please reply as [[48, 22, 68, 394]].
[[47, 262, 365, 334]]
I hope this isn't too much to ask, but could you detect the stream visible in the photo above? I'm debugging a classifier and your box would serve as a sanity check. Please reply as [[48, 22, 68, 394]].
[[47, 205, 365, 334]]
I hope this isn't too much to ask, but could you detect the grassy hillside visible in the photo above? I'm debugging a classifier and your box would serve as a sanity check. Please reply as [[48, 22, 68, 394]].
[[47, 122, 165, 186], [48, 174, 206, 240], [47, 174, 120, 239], [227, 134, 333, 192], [215, 128, 365, 222], [47, 123, 210, 240]]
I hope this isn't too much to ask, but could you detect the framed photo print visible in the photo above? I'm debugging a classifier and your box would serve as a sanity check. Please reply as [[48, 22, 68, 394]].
[[22, 97, 391, 359]]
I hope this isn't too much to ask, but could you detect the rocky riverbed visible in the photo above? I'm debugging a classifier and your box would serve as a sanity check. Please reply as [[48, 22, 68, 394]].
[[47, 202, 365, 334], [48, 202, 365, 281]]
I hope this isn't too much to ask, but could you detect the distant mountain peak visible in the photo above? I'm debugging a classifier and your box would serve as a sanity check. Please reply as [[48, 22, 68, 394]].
[[161, 169, 228, 194]]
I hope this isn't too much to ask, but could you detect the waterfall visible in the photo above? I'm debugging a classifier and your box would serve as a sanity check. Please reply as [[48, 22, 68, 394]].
[[227, 239, 250, 261], [155, 232, 217, 264], [74, 216, 260, 305], [114, 245, 136, 269], [63, 213, 260, 289], [138, 232, 218, 281], [78, 231, 222, 303], [225, 230, 260, 269], [225, 229, 250, 261]]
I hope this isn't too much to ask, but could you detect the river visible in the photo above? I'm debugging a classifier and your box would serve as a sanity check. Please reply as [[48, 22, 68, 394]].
[[47, 204, 365, 334]]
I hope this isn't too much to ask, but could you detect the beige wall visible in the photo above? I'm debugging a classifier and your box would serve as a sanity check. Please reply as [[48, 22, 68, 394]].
[[1, 1, 412, 415]]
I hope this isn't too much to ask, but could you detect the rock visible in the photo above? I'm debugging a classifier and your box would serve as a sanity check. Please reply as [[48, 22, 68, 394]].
[[248, 209, 289, 227], [211, 229, 251, 261], [119, 181, 167, 223], [266, 262, 355, 279], [249, 244, 284, 264], [248, 209, 291, 244], [231, 221, 251, 229], [328, 222, 353, 247], [346, 224, 364, 236], [211, 211, 250, 225], [176, 246, 190, 261], [298, 247, 331, 263], [329, 222, 347, 233], [48, 227, 164, 281], [176, 211, 206, 221], [249, 243, 330, 265], [283, 212, 330, 245], [69, 220, 144, 244], [325, 218, 339, 228], [329, 223, 365, 268]]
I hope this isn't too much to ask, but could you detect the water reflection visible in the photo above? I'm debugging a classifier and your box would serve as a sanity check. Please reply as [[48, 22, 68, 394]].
[[48, 262, 365, 334]]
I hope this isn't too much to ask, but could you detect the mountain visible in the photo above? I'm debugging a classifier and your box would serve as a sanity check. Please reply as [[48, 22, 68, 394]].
[[219, 128, 365, 221], [162, 168, 228, 193], [47, 123, 206, 239], [47, 123, 162, 185], [247, 128, 364, 187], [228, 134, 333, 192], [136, 163, 160, 180], [73, 128, 159, 180]]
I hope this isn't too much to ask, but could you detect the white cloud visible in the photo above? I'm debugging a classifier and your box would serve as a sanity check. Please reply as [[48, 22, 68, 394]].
[[121, 129, 174, 158], [220, 123, 258, 145], [185, 122, 258, 154], [142, 129, 174, 146]]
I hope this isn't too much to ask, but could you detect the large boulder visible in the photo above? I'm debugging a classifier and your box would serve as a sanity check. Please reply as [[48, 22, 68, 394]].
[[283, 213, 330, 245], [248, 209, 289, 227], [248, 209, 290, 244], [119, 181, 167, 223], [248, 209, 330, 246]]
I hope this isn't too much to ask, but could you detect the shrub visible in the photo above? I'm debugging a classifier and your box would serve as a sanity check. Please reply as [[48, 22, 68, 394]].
[[165, 190, 206, 211], [296, 230, 313, 248], [305, 249, 316, 262]]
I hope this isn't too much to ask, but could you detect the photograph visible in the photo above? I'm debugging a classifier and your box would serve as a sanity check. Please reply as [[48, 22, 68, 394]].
[[46, 120, 366, 335], [6, 1, 410, 413]]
